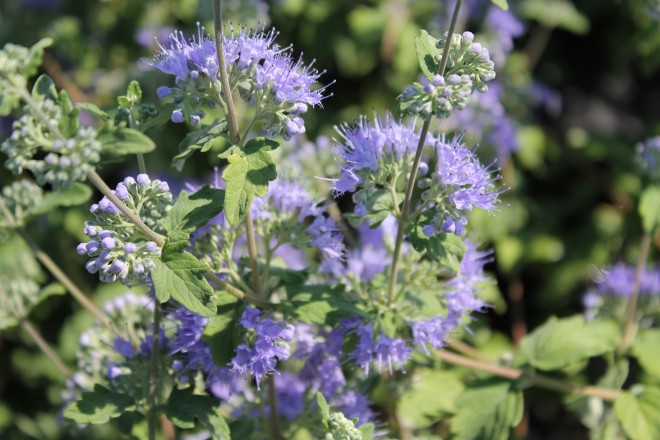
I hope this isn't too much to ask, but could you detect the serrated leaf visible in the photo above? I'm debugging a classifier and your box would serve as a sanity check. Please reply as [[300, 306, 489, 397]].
[[614, 388, 660, 440], [163, 187, 225, 236], [398, 370, 464, 429], [490, 0, 509, 11], [222, 142, 277, 225], [316, 392, 330, 428], [283, 284, 365, 325], [415, 30, 441, 79], [100, 126, 156, 157], [152, 240, 216, 317], [77, 102, 110, 121], [32, 182, 92, 215], [165, 388, 231, 440], [519, 316, 619, 371], [205, 294, 242, 366], [451, 380, 523, 440], [632, 329, 660, 379], [64, 385, 136, 425], [639, 185, 660, 234]]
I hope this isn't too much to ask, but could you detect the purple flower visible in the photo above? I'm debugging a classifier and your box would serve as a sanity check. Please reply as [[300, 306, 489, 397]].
[[333, 390, 374, 427], [153, 24, 219, 83], [410, 316, 447, 353], [273, 372, 305, 421], [596, 263, 660, 297], [374, 335, 411, 373], [113, 337, 135, 358], [240, 306, 262, 329], [434, 134, 501, 216]]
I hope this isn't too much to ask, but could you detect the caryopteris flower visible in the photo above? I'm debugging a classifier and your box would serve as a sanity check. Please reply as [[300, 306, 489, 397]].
[[77, 174, 172, 284], [229, 306, 293, 388]]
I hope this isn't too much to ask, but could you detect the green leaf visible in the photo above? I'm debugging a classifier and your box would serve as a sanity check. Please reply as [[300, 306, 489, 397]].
[[451, 380, 523, 440], [174, 119, 228, 170], [24, 38, 53, 78], [32, 182, 92, 215], [632, 329, 660, 379], [222, 141, 277, 225], [117, 80, 142, 107], [415, 30, 441, 79], [165, 388, 231, 440], [77, 102, 110, 121], [409, 226, 466, 273], [359, 423, 375, 440], [520, 0, 590, 34], [615, 387, 660, 440], [426, 232, 466, 272], [64, 384, 136, 425], [31, 74, 57, 101], [316, 392, 330, 428], [57, 89, 80, 138], [205, 294, 242, 366], [490, 0, 509, 11], [99, 126, 156, 157], [398, 370, 464, 429], [519, 316, 619, 371], [152, 240, 216, 317], [163, 187, 225, 236], [284, 284, 365, 325], [639, 185, 660, 234]]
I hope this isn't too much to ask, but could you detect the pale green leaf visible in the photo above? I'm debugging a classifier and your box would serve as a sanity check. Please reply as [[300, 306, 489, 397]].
[[163, 187, 225, 236], [398, 370, 464, 429], [639, 185, 660, 234], [519, 316, 619, 371], [614, 387, 660, 440], [32, 182, 92, 215], [632, 329, 660, 378], [490, 0, 509, 11], [415, 30, 440, 79]]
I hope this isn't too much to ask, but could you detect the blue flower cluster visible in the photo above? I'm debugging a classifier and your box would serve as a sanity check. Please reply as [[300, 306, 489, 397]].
[[229, 306, 293, 388], [152, 23, 331, 139], [636, 136, 660, 179], [77, 174, 172, 284]]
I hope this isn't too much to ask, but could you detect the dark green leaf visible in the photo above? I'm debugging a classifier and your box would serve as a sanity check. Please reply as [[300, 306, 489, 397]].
[[398, 370, 464, 429], [451, 380, 523, 440], [205, 294, 242, 366], [426, 233, 466, 272], [165, 388, 231, 440], [615, 387, 660, 440], [639, 185, 660, 234], [222, 145, 277, 225], [163, 187, 225, 236], [519, 316, 619, 371], [32, 182, 92, 215], [64, 384, 136, 425], [284, 284, 365, 325], [152, 240, 216, 317], [174, 119, 228, 170], [99, 126, 156, 157], [415, 30, 441, 79], [31, 74, 57, 101]]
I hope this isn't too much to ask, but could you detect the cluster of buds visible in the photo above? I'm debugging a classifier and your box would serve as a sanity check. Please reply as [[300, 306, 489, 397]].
[[1, 99, 102, 189], [397, 31, 496, 120], [0, 179, 43, 230], [77, 174, 172, 284]]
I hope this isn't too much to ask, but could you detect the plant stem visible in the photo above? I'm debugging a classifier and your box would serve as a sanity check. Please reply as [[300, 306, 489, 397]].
[[137, 154, 147, 175], [386, 0, 462, 307], [147, 303, 162, 440], [213, 0, 240, 142], [212, 0, 264, 300], [619, 233, 652, 354], [245, 210, 263, 295], [87, 170, 166, 246], [268, 376, 283, 440], [437, 350, 621, 401], [21, 320, 71, 377], [20, 230, 118, 333], [446, 337, 491, 361]]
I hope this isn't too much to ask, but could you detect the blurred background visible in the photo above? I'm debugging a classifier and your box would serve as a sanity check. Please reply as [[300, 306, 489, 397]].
[[1, 0, 659, 438]]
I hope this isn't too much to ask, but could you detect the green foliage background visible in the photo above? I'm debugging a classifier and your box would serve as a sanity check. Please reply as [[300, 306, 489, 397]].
[[1, 0, 660, 438]]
